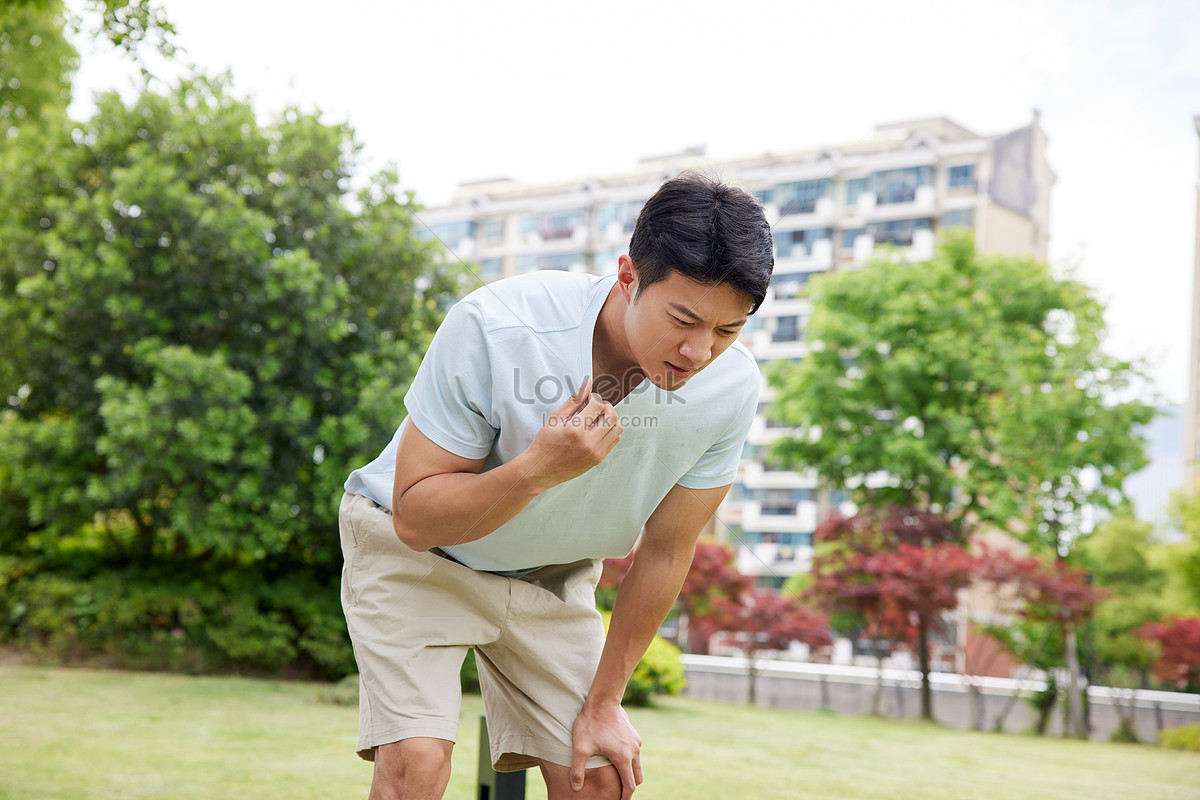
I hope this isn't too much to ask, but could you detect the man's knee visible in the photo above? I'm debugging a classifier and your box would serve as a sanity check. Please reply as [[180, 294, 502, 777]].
[[541, 763, 624, 800], [371, 737, 454, 799], [579, 766, 624, 800]]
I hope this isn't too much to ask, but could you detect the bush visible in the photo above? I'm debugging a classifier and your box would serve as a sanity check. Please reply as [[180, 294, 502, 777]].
[[461, 648, 480, 693], [1159, 723, 1200, 753], [600, 611, 686, 706], [0, 561, 356, 678]]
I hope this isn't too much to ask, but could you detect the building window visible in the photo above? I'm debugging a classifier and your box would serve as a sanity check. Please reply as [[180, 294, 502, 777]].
[[479, 218, 505, 243], [872, 166, 931, 205], [478, 257, 502, 279], [521, 208, 587, 240], [846, 177, 869, 206], [751, 189, 771, 206], [774, 314, 802, 343], [774, 179, 831, 215], [948, 164, 977, 189], [774, 227, 831, 259], [744, 531, 812, 548], [771, 271, 818, 301], [597, 200, 643, 234], [841, 227, 867, 250], [761, 488, 813, 514], [416, 219, 475, 250], [941, 208, 975, 229], [869, 217, 931, 247]]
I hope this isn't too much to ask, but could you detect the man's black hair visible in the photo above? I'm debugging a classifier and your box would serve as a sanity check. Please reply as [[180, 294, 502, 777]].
[[627, 171, 774, 314]]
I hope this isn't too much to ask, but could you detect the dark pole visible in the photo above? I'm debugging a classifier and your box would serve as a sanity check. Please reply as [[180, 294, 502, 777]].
[[478, 715, 526, 800]]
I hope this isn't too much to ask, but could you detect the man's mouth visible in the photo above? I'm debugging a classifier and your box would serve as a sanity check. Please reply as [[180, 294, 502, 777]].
[[666, 362, 694, 379]]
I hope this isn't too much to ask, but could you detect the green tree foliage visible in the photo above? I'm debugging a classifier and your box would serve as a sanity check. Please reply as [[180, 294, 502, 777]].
[[0, 0, 78, 131], [1153, 488, 1200, 614], [1077, 516, 1165, 681], [1, 0, 175, 133], [0, 74, 463, 675], [767, 233, 1153, 551]]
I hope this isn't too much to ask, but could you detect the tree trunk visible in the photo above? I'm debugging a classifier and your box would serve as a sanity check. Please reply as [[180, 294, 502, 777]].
[[747, 655, 758, 706], [917, 615, 933, 722], [871, 643, 885, 717], [1035, 688, 1056, 735], [968, 681, 984, 731], [133, 504, 156, 557], [993, 625, 1053, 732], [1064, 623, 1087, 739]]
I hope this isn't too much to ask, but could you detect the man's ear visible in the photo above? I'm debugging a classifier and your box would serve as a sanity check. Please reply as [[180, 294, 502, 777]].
[[617, 255, 638, 302]]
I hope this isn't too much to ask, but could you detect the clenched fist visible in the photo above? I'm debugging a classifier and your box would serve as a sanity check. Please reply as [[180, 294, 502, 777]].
[[519, 378, 624, 491]]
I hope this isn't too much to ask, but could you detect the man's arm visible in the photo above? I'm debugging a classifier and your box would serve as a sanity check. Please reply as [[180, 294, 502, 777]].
[[569, 482, 730, 799], [391, 378, 624, 552]]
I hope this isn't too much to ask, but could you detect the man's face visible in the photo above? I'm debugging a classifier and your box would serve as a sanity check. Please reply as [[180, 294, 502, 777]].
[[620, 260, 753, 391]]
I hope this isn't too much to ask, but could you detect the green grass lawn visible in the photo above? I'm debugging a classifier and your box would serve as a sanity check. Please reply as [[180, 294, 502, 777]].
[[1, 665, 1197, 800]]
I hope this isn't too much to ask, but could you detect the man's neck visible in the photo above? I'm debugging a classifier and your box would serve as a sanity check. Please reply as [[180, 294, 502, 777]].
[[591, 284, 644, 406]]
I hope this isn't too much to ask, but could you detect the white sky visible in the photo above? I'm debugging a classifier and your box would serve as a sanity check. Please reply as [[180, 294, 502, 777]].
[[69, 0, 1200, 403]]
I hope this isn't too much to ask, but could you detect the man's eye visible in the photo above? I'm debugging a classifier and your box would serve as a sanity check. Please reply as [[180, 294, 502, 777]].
[[671, 316, 692, 326], [719, 329, 738, 337]]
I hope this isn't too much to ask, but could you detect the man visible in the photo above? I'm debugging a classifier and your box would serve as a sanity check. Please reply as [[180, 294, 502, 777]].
[[339, 172, 773, 799]]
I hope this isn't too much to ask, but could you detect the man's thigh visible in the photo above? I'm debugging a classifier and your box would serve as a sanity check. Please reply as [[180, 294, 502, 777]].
[[477, 559, 608, 773]]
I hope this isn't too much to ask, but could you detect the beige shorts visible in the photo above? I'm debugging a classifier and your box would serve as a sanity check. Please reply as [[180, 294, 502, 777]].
[[338, 491, 608, 772]]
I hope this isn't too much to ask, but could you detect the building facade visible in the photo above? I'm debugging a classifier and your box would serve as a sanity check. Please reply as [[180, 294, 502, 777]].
[[415, 114, 1054, 586], [1186, 115, 1200, 492]]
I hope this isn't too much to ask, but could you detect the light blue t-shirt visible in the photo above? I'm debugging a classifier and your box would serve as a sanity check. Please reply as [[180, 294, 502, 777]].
[[344, 270, 760, 572]]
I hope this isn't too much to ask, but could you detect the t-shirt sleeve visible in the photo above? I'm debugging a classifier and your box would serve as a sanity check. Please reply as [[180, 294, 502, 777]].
[[677, 369, 761, 490], [403, 300, 497, 459]]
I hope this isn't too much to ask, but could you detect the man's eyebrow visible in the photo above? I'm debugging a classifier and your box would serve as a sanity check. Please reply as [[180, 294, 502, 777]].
[[667, 302, 748, 327]]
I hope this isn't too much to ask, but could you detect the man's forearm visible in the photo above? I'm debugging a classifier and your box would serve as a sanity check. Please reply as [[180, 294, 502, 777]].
[[392, 453, 549, 551], [585, 539, 695, 706]]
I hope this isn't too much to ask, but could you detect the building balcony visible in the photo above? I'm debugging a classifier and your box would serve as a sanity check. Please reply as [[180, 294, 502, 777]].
[[736, 542, 813, 576], [774, 238, 833, 271], [741, 500, 819, 533], [739, 459, 818, 489]]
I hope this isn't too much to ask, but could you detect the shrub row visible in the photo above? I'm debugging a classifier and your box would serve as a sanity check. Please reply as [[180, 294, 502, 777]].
[[1159, 723, 1200, 753], [0, 559, 688, 705], [0, 557, 355, 679]]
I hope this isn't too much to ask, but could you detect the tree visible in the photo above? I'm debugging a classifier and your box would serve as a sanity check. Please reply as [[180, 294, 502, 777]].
[[715, 588, 829, 705], [804, 505, 970, 721], [1, 0, 176, 133], [1153, 488, 1200, 614], [768, 233, 1152, 736], [1075, 515, 1167, 739], [0, 0, 77, 132], [677, 541, 754, 654], [975, 549, 1105, 735], [767, 233, 1153, 538], [1138, 617, 1200, 692], [0, 74, 462, 674]]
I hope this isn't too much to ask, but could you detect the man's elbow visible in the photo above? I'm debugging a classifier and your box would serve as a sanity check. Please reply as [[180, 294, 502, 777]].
[[391, 513, 434, 552]]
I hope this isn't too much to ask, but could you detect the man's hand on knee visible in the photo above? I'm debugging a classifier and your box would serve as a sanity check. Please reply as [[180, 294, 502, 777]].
[[569, 702, 642, 800]]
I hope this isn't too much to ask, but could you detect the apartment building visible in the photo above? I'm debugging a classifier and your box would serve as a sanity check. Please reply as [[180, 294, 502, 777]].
[[415, 114, 1054, 586], [1186, 115, 1200, 492]]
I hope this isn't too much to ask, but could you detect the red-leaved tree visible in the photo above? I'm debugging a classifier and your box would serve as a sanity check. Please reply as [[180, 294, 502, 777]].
[[600, 541, 754, 654], [1138, 616, 1200, 691], [716, 588, 830, 704], [974, 548, 1106, 735], [678, 541, 754, 654], [805, 505, 969, 720], [864, 542, 978, 719]]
